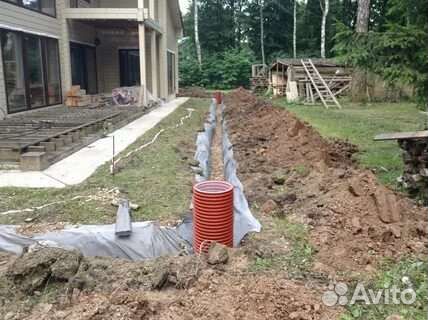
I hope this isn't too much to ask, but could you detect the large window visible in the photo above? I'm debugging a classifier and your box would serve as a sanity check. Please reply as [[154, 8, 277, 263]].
[[70, 43, 98, 94], [167, 51, 176, 95], [0, 29, 62, 113], [1, 0, 56, 17]]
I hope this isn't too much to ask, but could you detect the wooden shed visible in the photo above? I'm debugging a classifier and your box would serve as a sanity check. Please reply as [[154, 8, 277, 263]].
[[270, 58, 352, 108]]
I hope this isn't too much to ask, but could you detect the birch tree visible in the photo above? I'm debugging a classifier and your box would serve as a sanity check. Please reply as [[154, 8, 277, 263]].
[[260, 0, 265, 65], [293, 0, 297, 58], [194, 0, 202, 68], [320, 0, 329, 59]]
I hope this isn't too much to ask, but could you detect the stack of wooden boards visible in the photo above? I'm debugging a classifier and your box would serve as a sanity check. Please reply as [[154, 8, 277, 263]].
[[65, 85, 98, 107]]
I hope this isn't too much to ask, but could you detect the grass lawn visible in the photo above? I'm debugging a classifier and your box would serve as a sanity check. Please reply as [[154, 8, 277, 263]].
[[275, 98, 425, 186], [0, 98, 210, 225]]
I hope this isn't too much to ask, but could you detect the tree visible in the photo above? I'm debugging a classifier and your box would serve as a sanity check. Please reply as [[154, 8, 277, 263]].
[[293, 0, 297, 58], [194, 0, 202, 67], [356, 0, 371, 33], [351, 0, 371, 101], [260, 0, 265, 65], [320, 0, 329, 58]]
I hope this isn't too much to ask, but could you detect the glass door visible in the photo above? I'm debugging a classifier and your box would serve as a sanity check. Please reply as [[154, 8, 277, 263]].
[[23, 35, 46, 108]]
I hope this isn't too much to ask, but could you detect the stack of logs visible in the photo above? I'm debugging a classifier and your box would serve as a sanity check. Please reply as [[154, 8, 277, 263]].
[[398, 138, 428, 203]]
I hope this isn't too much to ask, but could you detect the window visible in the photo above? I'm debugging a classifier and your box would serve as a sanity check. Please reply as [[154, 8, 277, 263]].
[[1, 31, 27, 113], [1, 0, 56, 17], [167, 51, 176, 95], [0, 29, 62, 114]]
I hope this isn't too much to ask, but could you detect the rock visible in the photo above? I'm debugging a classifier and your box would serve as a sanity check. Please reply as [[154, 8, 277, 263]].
[[335, 168, 346, 179], [207, 243, 229, 265], [260, 199, 279, 214], [351, 217, 362, 234], [373, 189, 401, 223], [272, 175, 286, 185], [385, 315, 402, 320], [273, 193, 297, 205], [151, 266, 170, 290], [389, 225, 401, 238], [7, 247, 82, 294], [287, 120, 305, 138], [348, 180, 365, 197], [188, 159, 200, 167]]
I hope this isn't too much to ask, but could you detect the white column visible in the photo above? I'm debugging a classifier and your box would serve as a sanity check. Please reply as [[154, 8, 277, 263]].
[[150, 31, 158, 98], [138, 23, 147, 105], [59, 0, 72, 96], [149, 0, 155, 19]]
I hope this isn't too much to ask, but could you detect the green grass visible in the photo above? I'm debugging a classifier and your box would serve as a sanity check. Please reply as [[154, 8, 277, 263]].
[[249, 217, 314, 275], [0, 98, 210, 225], [341, 258, 427, 320], [275, 98, 425, 186]]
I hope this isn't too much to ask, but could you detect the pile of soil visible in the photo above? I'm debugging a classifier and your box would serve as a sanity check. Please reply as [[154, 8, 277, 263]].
[[224, 88, 427, 273], [177, 86, 212, 99], [0, 245, 339, 319]]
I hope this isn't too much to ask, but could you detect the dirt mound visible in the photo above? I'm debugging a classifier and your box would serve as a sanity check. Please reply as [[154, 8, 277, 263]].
[[164, 272, 340, 320], [224, 88, 427, 273], [177, 86, 212, 98]]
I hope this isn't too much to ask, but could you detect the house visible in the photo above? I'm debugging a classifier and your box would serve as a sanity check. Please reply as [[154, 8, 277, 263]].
[[0, 0, 183, 119]]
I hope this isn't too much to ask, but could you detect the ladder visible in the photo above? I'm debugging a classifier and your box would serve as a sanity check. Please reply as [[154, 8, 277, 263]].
[[300, 59, 342, 109]]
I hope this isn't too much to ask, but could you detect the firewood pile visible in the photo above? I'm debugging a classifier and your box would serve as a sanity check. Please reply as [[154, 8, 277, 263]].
[[398, 138, 428, 202]]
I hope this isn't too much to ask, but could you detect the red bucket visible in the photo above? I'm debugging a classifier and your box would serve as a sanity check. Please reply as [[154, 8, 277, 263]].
[[193, 180, 234, 253]]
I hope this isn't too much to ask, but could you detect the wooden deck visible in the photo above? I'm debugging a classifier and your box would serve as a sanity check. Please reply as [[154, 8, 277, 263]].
[[0, 105, 145, 170]]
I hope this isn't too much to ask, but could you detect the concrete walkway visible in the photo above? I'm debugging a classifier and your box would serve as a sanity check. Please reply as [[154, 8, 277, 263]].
[[0, 98, 189, 189]]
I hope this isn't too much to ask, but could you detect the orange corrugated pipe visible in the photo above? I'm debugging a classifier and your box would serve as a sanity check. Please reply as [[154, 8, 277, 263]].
[[193, 181, 234, 253], [213, 91, 223, 104]]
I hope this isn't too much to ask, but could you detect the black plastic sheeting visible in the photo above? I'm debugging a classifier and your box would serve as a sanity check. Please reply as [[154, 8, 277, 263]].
[[0, 100, 260, 260]]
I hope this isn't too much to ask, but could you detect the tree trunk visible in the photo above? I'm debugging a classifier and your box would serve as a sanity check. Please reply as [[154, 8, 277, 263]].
[[356, 0, 370, 33], [260, 0, 265, 66], [194, 0, 202, 68], [293, 0, 297, 58], [320, 0, 329, 59], [351, 0, 371, 102]]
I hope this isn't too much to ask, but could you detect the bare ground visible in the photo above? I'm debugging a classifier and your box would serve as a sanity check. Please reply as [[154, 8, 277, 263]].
[[0, 90, 426, 319]]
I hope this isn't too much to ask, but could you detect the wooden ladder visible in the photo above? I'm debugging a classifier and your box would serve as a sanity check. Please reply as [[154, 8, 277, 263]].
[[300, 59, 342, 109]]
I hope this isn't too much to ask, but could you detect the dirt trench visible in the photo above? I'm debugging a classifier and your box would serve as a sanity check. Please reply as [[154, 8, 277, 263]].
[[224, 88, 427, 274]]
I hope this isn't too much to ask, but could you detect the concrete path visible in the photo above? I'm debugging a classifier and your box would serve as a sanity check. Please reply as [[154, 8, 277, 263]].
[[0, 98, 189, 189]]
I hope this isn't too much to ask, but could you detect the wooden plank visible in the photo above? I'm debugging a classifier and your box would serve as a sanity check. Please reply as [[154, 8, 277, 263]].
[[374, 130, 428, 141]]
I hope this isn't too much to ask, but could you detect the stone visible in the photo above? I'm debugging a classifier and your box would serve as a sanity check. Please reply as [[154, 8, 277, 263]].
[[260, 199, 279, 214], [151, 267, 169, 290], [61, 134, 73, 145], [373, 189, 401, 223], [0, 148, 20, 161], [385, 315, 402, 320], [272, 175, 286, 185], [348, 180, 365, 197], [39, 141, 56, 152], [7, 247, 82, 293], [20, 152, 48, 171], [274, 193, 297, 205], [71, 131, 80, 142], [351, 217, 362, 234], [207, 243, 229, 265]]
